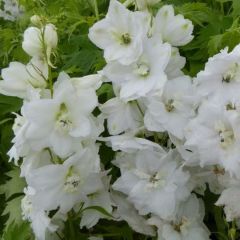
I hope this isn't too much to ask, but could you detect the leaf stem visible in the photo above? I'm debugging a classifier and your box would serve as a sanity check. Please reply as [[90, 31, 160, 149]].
[[93, 0, 99, 20]]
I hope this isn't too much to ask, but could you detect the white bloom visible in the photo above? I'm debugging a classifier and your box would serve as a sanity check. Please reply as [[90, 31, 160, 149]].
[[165, 47, 186, 79], [23, 73, 101, 157], [216, 185, 240, 221], [80, 176, 113, 229], [113, 149, 190, 220], [0, 57, 48, 99], [103, 37, 171, 101], [195, 45, 240, 98], [26, 148, 102, 213], [112, 192, 155, 236], [21, 187, 58, 240], [105, 133, 164, 153], [150, 195, 210, 240], [153, 5, 194, 46], [185, 101, 240, 177], [145, 76, 198, 139], [20, 150, 52, 178], [22, 24, 57, 64], [89, 0, 149, 65], [100, 97, 143, 135]]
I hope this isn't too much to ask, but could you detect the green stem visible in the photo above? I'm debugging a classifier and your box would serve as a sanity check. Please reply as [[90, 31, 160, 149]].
[[68, 214, 76, 239], [48, 65, 53, 98], [93, 0, 99, 20]]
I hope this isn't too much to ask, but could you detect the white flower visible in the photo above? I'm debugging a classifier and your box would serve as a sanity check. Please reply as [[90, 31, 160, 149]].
[[0, 57, 48, 99], [149, 195, 210, 240], [113, 149, 190, 220], [216, 186, 240, 221], [21, 187, 58, 240], [112, 192, 155, 236], [185, 101, 240, 177], [165, 47, 186, 79], [195, 45, 240, 98], [89, 0, 149, 65], [20, 150, 52, 178], [23, 73, 101, 157], [105, 133, 164, 153], [144, 76, 198, 139], [153, 5, 194, 46], [80, 176, 113, 229], [100, 97, 143, 135], [26, 148, 102, 213], [22, 24, 57, 65], [103, 37, 171, 101]]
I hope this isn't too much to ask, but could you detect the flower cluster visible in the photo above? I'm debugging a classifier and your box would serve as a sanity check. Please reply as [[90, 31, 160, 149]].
[[1, 0, 240, 239], [0, 0, 23, 21]]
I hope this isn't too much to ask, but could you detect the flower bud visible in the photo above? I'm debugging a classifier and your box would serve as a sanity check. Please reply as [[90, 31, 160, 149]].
[[43, 24, 58, 49], [30, 15, 42, 26], [22, 26, 42, 57], [136, 0, 161, 10]]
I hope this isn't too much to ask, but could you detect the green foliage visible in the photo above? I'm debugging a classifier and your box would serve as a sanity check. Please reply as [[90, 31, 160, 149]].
[[2, 196, 24, 228], [1, 222, 33, 240], [0, 167, 26, 200]]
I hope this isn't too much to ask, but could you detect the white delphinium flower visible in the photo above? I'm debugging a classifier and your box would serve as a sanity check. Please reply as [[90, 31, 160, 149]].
[[187, 165, 234, 195], [149, 195, 210, 240], [153, 5, 194, 46], [185, 101, 240, 177], [20, 150, 53, 178], [23, 73, 101, 157], [89, 0, 149, 65], [100, 87, 143, 134], [106, 132, 164, 153], [144, 76, 198, 139], [103, 37, 171, 101], [112, 192, 155, 236], [135, 0, 161, 11], [22, 23, 58, 65], [8, 113, 30, 163], [0, 0, 23, 21], [80, 175, 113, 229], [113, 149, 190, 220], [216, 184, 240, 221], [21, 187, 58, 240], [26, 147, 103, 213], [0, 57, 48, 99], [195, 45, 240, 98], [165, 47, 186, 79]]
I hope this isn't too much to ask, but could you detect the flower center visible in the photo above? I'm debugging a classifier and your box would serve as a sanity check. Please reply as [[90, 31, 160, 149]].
[[121, 33, 131, 45], [64, 174, 81, 193], [226, 102, 236, 111], [222, 63, 240, 83], [213, 165, 225, 175], [55, 103, 73, 133], [172, 217, 189, 233], [148, 171, 166, 188], [215, 121, 234, 149], [134, 62, 151, 77], [165, 99, 175, 112], [21, 195, 33, 221]]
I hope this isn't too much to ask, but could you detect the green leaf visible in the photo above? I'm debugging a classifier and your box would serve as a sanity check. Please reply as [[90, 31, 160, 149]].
[[0, 167, 26, 200], [81, 206, 113, 219], [176, 3, 213, 26], [2, 196, 24, 228], [0, 95, 22, 116], [1, 221, 32, 240]]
